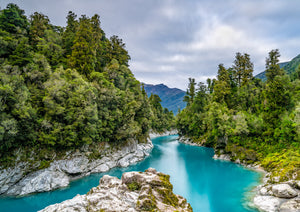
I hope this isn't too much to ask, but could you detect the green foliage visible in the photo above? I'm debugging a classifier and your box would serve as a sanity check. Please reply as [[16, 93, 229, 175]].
[[0, 3, 29, 34], [0, 65, 36, 154], [40, 68, 98, 147], [232, 52, 253, 86], [149, 93, 175, 133], [127, 181, 141, 191], [177, 49, 299, 181], [0, 3, 172, 163], [62, 11, 78, 58], [261, 150, 300, 181], [38, 160, 51, 170], [108, 35, 131, 66], [29, 12, 50, 46], [183, 78, 196, 106], [265, 49, 284, 82], [36, 30, 64, 68], [68, 15, 96, 78], [282, 54, 300, 76]]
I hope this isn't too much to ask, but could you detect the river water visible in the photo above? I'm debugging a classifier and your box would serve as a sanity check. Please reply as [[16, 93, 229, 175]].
[[0, 135, 261, 212]]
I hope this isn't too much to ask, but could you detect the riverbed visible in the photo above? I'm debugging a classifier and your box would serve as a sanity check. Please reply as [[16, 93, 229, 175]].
[[0, 135, 261, 212]]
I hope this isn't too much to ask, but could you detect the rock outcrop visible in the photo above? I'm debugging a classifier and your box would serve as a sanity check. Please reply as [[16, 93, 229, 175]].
[[149, 130, 178, 139], [272, 184, 298, 199], [39, 168, 193, 212], [0, 139, 153, 196], [253, 177, 300, 212]]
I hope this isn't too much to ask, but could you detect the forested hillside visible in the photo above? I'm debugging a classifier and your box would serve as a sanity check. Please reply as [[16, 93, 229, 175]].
[[255, 54, 300, 81], [0, 3, 174, 165], [143, 83, 186, 115], [177, 50, 300, 181]]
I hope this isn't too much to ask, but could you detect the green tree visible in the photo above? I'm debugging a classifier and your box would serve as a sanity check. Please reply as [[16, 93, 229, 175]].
[[232, 52, 254, 86], [108, 35, 131, 66], [261, 50, 292, 141], [29, 12, 50, 46], [0, 3, 29, 34], [183, 78, 196, 106], [9, 36, 32, 66], [68, 15, 96, 78], [37, 29, 64, 68], [192, 82, 207, 113], [62, 11, 78, 58], [0, 65, 36, 153], [265, 49, 284, 82], [213, 64, 231, 104]]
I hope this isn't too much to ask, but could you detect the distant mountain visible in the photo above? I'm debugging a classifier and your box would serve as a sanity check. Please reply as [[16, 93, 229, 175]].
[[282, 54, 300, 75], [255, 54, 300, 81], [143, 83, 186, 115]]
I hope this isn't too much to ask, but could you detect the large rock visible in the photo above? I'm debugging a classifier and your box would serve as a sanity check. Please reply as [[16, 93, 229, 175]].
[[6, 169, 69, 196], [272, 184, 298, 198], [0, 139, 154, 196], [253, 195, 281, 212], [0, 162, 27, 194], [149, 130, 178, 139], [39, 168, 192, 212], [258, 185, 274, 196], [213, 154, 231, 161], [58, 157, 90, 174], [279, 197, 300, 212]]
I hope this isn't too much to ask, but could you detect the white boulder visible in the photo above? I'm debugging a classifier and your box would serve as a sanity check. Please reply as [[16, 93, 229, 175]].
[[253, 195, 281, 212], [279, 197, 300, 212], [272, 184, 298, 199]]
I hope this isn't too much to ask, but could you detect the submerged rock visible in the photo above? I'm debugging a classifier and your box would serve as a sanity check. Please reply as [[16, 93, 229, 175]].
[[39, 168, 192, 212], [0, 139, 153, 196]]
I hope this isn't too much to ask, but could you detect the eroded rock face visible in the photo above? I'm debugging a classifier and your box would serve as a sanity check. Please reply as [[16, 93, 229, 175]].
[[6, 169, 69, 196], [39, 168, 192, 212], [0, 162, 27, 194], [149, 130, 178, 139], [272, 184, 298, 199], [0, 139, 153, 196]]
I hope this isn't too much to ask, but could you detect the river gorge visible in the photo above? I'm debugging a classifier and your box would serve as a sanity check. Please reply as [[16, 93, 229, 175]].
[[0, 135, 262, 212]]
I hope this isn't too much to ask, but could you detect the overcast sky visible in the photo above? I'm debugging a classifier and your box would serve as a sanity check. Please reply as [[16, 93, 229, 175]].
[[2, 0, 300, 89]]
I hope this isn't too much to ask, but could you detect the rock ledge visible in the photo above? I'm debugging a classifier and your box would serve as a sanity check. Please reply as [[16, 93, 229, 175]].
[[0, 139, 153, 196]]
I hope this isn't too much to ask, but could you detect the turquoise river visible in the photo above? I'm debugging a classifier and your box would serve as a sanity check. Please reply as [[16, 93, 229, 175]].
[[0, 135, 262, 212]]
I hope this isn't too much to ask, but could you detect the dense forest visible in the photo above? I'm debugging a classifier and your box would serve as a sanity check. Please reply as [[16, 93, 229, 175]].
[[177, 50, 300, 181], [0, 3, 174, 164]]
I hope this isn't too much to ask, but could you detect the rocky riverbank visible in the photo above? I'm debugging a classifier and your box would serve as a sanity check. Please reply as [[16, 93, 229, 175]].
[[179, 136, 300, 212], [39, 168, 193, 212], [149, 129, 178, 139], [0, 139, 153, 196]]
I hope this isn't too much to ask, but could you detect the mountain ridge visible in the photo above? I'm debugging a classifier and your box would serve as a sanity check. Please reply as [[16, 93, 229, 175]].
[[143, 83, 186, 115]]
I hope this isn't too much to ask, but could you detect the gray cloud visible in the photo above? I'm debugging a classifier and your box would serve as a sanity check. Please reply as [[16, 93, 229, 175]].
[[2, 0, 300, 89]]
